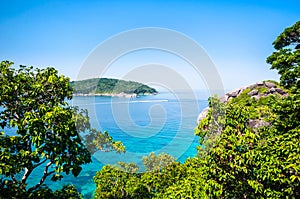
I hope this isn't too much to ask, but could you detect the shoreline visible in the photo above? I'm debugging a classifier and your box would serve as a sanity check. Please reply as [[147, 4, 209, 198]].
[[73, 92, 158, 98]]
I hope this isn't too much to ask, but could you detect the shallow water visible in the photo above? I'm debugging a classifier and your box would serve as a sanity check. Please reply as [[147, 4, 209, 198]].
[[24, 91, 208, 198]]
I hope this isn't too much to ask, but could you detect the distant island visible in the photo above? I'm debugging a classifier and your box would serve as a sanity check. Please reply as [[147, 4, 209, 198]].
[[70, 78, 158, 98]]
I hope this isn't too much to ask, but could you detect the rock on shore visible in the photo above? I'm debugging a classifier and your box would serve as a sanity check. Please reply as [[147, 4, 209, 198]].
[[197, 80, 288, 123]]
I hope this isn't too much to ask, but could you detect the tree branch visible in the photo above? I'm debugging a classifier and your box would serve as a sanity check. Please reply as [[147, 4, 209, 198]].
[[22, 167, 33, 184], [28, 140, 32, 153], [14, 112, 20, 119], [11, 174, 18, 184], [28, 161, 54, 192], [33, 158, 48, 169]]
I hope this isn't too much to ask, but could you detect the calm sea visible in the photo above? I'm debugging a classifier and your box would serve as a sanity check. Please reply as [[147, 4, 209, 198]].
[[26, 90, 208, 198]]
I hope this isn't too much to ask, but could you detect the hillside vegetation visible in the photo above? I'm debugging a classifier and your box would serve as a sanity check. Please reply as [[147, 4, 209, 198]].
[[0, 21, 299, 199], [92, 21, 300, 198], [70, 78, 158, 96], [92, 81, 299, 198]]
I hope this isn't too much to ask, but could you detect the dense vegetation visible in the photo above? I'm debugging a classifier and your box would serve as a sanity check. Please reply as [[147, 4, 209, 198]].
[[93, 152, 177, 198], [0, 62, 124, 198], [0, 21, 299, 198], [70, 78, 158, 95], [92, 21, 300, 198], [92, 85, 299, 198]]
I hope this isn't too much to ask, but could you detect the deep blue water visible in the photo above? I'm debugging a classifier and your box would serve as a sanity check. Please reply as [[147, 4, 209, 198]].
[[9, 91, 209, 198]]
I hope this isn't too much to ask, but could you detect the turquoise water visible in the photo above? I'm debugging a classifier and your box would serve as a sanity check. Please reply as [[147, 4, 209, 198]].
[[25, 91, 208, 198]]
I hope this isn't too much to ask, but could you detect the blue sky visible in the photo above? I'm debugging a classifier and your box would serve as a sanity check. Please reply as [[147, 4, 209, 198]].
[[1, 0, 299, 90]]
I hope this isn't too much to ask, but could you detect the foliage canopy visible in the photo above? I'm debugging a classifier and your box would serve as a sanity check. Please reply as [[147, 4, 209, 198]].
[[1, 21, 300, 199], [0, 61, 124, 198], [93, 21, 300, 198], [267, 21, 300, 93], [70, 78, 158, 95]]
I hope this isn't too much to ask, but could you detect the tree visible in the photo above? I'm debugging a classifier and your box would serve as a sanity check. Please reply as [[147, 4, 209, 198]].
[[154, 158, 206, 199], [92, 21, 300, 199], [195, 95, 226, 157], [267, 21, 300, 93], [0, 61, 124, 197], [194, 86, 300, 198], [142, 152, 175, 172], [93, 153, 178, 199], [92, 22, 300, 198], [93, 163, 148, 199], [191, 21, 300, 198]]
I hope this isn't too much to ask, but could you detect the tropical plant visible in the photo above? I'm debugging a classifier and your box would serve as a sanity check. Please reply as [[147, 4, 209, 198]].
[[267, 21, 300, 93], [0, 61, 124, 198]]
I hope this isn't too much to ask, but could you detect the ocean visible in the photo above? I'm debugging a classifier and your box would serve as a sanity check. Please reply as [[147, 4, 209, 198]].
[[25, 91, 209, 197]]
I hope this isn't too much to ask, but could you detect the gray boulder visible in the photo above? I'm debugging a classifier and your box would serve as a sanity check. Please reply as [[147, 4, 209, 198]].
[[275, 88, 286, 95], [248, 89, 258, 96], [265, 81, 277, 88], [228, 89, 240, 97], [197, 107, 209, 123], [256, 81, 264, 86], [197, 80, 287, 124]]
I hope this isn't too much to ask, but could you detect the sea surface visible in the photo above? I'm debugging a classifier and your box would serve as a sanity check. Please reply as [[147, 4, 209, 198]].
[[24, 90, 209, 198]]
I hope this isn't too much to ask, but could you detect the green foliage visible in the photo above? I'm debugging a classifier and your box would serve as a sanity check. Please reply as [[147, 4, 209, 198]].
[[29, 185, 83, 199], [266, 21, 300, 93], [190, 22, 300, 198], [142, 152, 175, 172], [0, 61, 124, 197], [194, 91, 300, 198], [85, 129, 125, 154], [93, 88, 299, 198], [92, 21, 300, 199], [93, 163, 147, 199], [0, 181, 83, 199], [70, 78, 157, 95], [93, 153, 179, 199], [195, 95, 226, 157], [2, 21, 299, 198], [153, 158, 205, 198]]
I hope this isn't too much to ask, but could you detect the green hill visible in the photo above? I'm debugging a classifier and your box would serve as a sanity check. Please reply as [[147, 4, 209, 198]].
[[70, 78, 158, 96]]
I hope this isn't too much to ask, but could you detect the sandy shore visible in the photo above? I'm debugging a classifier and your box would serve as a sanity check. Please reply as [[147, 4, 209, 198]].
[[73, 92, 157, 98]]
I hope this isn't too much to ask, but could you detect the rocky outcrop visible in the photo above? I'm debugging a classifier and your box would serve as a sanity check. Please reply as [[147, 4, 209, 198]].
[[197, 107, 209, 122], [265, 81, 277, 88], [247, 119, 271, 132], [197, 81, 288, 124], [219, 81, 288, 104]]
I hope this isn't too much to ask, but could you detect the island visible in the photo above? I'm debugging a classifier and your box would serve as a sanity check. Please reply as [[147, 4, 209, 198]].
[[70, 78, 158, 98]]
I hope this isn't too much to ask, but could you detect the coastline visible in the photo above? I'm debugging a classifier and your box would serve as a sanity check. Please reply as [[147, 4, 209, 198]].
[[73, 92, 158, 98]]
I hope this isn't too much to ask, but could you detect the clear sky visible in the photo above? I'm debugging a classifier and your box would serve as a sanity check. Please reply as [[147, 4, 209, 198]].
[[1, 0, 299, 90]]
